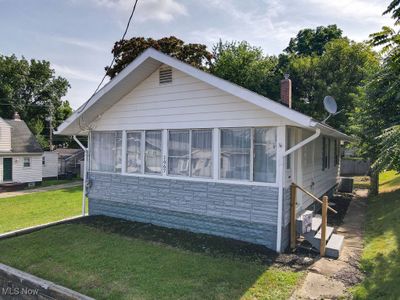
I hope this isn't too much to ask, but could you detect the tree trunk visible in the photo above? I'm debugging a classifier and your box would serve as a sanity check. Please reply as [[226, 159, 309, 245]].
[[369, 168, 379, 196]]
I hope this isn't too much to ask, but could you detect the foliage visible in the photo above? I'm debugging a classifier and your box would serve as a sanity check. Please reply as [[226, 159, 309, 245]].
[[287, 39, 379, 132], [285, 24, 343, 56], [352, 171, 400, 299], [106, 36, 212, 78], [373, 125, 400, 173], [0, 217, 302, 300], [0, 55, 72, 149], [210, 40, 279, 98]]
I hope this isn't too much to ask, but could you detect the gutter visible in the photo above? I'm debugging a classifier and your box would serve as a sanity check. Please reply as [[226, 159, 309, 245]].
[[276, 127, 321, 253], [73, 135, 88, 216]]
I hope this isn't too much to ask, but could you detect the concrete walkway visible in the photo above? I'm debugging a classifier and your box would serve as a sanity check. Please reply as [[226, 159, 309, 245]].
[[0, 181, 82, 199], [291, 189, 368, 299]]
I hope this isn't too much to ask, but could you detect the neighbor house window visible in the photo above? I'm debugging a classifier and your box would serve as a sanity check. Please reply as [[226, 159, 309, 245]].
[[220, 128, 251, 180], [42, 156, 46, 166], [145, 130, 162, 174], [126, 131, 142, 174], [23, 157, 31, 168], [167, 129, 213, 178], [253, 128, 277, 183], [327, 138, 331, 169], [334, 140, 340, 166], [322, 136, 329, 171], [91, 131, 122, 172]]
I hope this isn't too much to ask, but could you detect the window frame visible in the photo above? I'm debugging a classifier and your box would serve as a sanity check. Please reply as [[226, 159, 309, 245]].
[[42, 156, 46, 166], [90, 130, 123, 173], [23, 157, 31, 168]]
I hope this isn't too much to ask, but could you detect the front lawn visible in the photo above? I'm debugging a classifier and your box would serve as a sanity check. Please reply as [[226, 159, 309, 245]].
[[352, 171, 400, 299], [0, 217, 303, 300], [0, 186, 83, 234]]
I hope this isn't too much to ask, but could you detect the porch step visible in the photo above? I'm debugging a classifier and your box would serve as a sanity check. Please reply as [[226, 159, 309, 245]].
[[325, 234, 345, 259], [308, 226, 334, 249]]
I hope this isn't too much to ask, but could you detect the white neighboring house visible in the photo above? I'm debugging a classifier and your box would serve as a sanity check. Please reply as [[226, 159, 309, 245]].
[[42, 151, 59, 179], [0, 113, 43, 186], [56, 48, 351, 253]]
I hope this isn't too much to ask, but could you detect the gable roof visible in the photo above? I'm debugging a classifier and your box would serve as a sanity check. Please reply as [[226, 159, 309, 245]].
[[3, 119, 43, 153], [56, 48, 351, 140]]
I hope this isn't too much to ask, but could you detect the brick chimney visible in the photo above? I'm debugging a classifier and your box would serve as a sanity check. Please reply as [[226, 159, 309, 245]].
[[13, 112, 21, 121], [280, 74, 292, 108]]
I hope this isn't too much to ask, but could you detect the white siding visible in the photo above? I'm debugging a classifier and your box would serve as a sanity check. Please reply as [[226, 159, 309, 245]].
[[298, 129, 339, 210], [0, 155, 42, 183], [0, 119, 11, 152], [42, 152, 59, 178], [94, 66, 298, 131]]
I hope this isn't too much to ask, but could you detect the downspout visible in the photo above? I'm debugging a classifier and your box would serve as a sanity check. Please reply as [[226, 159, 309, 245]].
[[73, 135, 87, 216], [276, 127, 320, 253]]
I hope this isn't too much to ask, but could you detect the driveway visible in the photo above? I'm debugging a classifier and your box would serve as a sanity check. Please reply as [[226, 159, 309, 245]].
[[0, 182, 82, 199]]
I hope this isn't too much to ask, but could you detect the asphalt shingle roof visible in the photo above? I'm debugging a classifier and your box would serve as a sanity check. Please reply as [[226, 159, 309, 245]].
[[4, 119, 43, 153]]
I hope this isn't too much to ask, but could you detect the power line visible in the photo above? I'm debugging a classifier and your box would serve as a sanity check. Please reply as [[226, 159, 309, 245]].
[[78, 0, 140, 114]]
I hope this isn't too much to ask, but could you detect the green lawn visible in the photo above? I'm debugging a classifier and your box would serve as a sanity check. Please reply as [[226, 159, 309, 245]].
[[352, 171, 400, 299], [0, 186, 83, 234], [40, 178, 82, 188], [0, 217, 303, 300]]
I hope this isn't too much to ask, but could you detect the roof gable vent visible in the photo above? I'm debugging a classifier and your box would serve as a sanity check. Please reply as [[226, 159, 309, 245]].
[[159, 67, 172, 85]]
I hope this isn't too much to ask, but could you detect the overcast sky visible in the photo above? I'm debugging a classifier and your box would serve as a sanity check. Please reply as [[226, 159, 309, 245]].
[[0, 0, 392, 109]]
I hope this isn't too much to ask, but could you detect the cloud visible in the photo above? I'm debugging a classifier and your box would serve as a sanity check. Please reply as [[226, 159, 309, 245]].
[[91, 0, 187, 22], [53, 64, 100, 83], [54, 36, 108, 52]]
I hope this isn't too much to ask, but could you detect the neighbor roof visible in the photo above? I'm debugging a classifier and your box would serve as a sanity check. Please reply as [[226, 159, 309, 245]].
[[4, 119, 43, 153], [53, 148, 83, 158], [56, 48, 351, 141]]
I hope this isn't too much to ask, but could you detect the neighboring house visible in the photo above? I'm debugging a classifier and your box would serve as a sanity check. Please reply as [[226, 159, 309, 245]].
[[56, 48, 350, 252], [0, 113, 43, 186], [42, 151, 59, 179], [53, 148, 84, 177]]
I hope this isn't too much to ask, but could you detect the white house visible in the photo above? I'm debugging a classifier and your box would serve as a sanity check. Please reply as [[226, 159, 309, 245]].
[[0, 113, 43, 187], [42, 151, 59, 179], [56, 48, 350, 253]]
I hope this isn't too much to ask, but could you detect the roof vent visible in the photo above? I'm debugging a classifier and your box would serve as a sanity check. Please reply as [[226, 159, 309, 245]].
[[159, 67, 172, 85]]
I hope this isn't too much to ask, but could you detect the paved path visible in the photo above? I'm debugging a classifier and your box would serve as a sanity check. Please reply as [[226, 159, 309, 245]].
[[291, 189, 368, 299], [0, 181, 82, 199]]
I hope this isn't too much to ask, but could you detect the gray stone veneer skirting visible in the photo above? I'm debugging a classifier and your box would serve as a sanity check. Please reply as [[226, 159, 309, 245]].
[[87, 172, 279, 250]]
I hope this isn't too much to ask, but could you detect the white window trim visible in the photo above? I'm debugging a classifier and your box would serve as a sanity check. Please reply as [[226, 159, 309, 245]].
[[23, 157, 31, 168]]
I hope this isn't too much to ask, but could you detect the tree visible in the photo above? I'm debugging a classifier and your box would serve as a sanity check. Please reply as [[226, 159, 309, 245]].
[[0, 54, 72, 149], [285, 25, 343, 56], [354, 0, 400, 194], [288, 38, 379, 132], [210, 40, 279, 98], [106, 36, 212, 78]]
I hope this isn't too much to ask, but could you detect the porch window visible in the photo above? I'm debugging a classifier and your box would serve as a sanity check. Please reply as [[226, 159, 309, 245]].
[[167, 129, 212, 178], [145, 130, 162, 174], [91, 131, 122, 172], [253, 128, 277, 183], [23, 157, 31, 168], [220, 128, 251, 180], [126, 131, 142, 173]]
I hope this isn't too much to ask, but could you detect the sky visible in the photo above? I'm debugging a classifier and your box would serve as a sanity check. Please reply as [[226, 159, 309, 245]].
[[0, 0, 393, 109]]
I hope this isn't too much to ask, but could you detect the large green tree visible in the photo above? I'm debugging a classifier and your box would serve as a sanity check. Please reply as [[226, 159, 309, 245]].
[[106, 36, 212, 78], [285, 24, 343, 56], [210, 40, 279, 98], [0, 55, 72, 149], [354, 0, 400, 193]]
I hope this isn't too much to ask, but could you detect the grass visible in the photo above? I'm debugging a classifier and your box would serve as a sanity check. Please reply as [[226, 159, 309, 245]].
[[352, 170, 400, 299], [353, 176, 371, 189], [40, 178, 81, 188], [0, 186, 83, 234], [0, 217, 303, 300]]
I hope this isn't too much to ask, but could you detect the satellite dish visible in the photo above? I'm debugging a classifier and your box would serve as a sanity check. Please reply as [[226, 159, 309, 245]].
[[323, 96, 337, 114]]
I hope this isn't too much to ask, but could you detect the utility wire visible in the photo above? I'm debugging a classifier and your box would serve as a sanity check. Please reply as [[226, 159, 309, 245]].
[[77, 0, 139, 114]]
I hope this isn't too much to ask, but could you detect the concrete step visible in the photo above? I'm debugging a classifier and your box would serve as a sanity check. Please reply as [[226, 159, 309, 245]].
[[325, 234, 345, 259], [309, 226, 335, 249]]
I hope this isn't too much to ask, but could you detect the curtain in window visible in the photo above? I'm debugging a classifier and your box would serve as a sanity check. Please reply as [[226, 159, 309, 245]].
[[145, 130, 162, 174], [168, 130, 190, 176], [127, 131, 142, 173], [191, 129, 212, 178], [220, 128, 250, 180], [254, 128, 277, 182], [91, 131, 122, 172]]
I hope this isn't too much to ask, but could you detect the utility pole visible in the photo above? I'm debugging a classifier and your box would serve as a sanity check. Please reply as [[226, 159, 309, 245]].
[[46, 103, 54, 151]]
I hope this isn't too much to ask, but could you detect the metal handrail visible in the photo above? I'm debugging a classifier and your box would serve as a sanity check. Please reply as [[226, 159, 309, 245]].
[[291, 183, 338, 214]]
